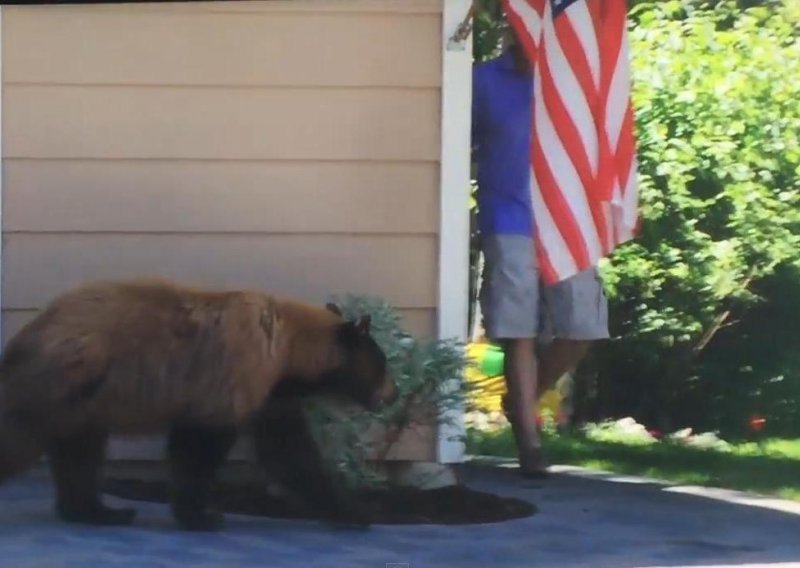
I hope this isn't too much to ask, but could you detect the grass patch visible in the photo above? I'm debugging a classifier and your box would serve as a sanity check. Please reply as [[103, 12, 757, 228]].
[[467, 427, 800, 501]]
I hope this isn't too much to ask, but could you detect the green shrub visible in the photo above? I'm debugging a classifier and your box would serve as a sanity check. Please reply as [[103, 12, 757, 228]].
[[303, 295, 470, 488], [472, 0, 800, 436], [592, 0, 800, 434]]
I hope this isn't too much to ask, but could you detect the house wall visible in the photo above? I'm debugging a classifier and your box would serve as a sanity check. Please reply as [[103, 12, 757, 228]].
[[0, 0, 446, 462], [1, 0, 443, 343]]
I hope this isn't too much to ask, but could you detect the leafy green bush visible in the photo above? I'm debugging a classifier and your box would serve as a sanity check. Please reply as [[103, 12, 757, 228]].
[[303, 295, 470, 488], [472, 0, 800, 436], [593, 0, 800, 434]]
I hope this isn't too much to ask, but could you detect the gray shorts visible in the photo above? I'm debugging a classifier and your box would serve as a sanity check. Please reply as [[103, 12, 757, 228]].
[[479, 234, 610, 341]]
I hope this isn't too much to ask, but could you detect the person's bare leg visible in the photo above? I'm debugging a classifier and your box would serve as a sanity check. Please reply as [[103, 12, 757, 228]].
[[501, 338, 547, 476], [536, 339, 590, 397], [502, 339, 589, 412]]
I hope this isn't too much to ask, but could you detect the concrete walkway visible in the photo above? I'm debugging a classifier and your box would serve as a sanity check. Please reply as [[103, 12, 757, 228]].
[[0, 462, 798, 568]]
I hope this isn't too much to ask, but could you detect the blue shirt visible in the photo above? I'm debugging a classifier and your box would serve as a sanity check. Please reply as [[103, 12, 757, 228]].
[[471, 50, 535, 237]]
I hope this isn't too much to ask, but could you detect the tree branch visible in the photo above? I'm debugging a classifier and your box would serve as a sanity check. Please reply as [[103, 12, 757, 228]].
[[692, 267, 758, 355]]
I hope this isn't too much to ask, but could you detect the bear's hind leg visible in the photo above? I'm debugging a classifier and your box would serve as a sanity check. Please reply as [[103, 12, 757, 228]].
[[0, 413, 46, 486], [167, 425, 237, 532], [48, 427, 136, 526]]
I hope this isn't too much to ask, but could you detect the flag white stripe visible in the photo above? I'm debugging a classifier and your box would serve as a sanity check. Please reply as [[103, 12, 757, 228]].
[[622, 159, 639, 229], [530, 169, 578, 278], [533, 74, 604, 260], [609, 162, 638, 244], [610, 176, 624, 249], [565, 2, 600, 91], [603, 201, 615, 252], [542, 3, 598, 175], [504, 0, 640, 282], [606, 33, 631, 150], [508, 0, 543, 45]]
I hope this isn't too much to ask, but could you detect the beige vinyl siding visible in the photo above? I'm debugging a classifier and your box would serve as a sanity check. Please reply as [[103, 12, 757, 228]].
[[5, 86, 440, 161], [3, 6, 442, 87], [1, 0, 443, 341], [3, 233, 436, 310], [4, 161, 438, 234]]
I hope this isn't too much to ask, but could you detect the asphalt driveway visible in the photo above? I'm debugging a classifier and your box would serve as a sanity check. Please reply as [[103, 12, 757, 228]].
[[0, 460, 798, 568]]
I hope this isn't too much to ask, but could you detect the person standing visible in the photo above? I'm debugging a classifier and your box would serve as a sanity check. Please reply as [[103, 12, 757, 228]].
[[471, 32, 610, 478]]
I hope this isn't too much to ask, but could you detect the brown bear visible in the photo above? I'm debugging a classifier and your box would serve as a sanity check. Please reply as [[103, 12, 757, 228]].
[[0, 277, 397, 531]]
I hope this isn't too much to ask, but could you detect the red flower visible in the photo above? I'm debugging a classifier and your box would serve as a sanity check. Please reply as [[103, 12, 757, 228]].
[[648, 429, 662, 439], [749, 415, 766, 432]]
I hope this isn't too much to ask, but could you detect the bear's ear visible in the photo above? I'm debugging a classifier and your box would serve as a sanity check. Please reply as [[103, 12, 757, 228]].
[[325, 302, 343, 317], [354, 314, 371, 335]]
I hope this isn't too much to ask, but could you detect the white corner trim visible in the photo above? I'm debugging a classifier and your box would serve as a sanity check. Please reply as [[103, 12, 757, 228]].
[[436, 0, 472, 464]]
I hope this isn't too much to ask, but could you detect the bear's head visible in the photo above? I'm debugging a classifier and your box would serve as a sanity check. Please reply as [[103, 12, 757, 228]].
[[273, 302, 398, 411], [326, 306, 398, 410]]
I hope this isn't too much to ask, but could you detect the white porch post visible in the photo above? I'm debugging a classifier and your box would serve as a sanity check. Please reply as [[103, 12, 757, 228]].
[[436, 0, 473, 464]]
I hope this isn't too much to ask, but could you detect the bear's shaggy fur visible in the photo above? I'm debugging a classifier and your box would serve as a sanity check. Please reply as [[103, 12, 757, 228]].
[[0, 278, 396, 531]]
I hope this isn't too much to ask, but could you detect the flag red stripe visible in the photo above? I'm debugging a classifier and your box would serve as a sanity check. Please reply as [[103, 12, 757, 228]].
[[502, 0, 541, 61], [615, 104, 636, 195], [554, 15, 597, 106], [526, 0, 546, 16], [534, 231, 559, 284], [531, 134, 591, 269], [588, 0, 602, 32], [600, 9, 626, 206], [554, 9, 617, 253], [588, 0, 618, 223], [498, 0, 639, 282], [537, 43, 609, 254], [552, 9, 616, 221], [538, 50, 594, 193]]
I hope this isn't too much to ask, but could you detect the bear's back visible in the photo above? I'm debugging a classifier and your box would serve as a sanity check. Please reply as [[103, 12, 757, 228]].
[[0, 279, 285, 428]]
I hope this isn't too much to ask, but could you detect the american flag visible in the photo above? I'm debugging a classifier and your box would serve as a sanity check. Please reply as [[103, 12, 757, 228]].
[[501, 0, 640, 284]]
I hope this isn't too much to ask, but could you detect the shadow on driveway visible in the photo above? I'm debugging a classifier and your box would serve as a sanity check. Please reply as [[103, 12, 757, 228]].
[[0, 463, 796, 568]]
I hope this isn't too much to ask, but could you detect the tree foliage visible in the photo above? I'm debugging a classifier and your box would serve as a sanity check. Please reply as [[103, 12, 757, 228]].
[[473, 0, 800, 436]]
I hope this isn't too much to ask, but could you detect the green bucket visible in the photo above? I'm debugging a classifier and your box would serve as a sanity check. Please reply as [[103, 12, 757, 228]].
[[479, 344, 505, 377]]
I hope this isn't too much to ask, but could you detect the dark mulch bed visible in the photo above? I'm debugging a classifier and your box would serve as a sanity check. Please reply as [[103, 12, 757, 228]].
[[103, 478, 537, 525]]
